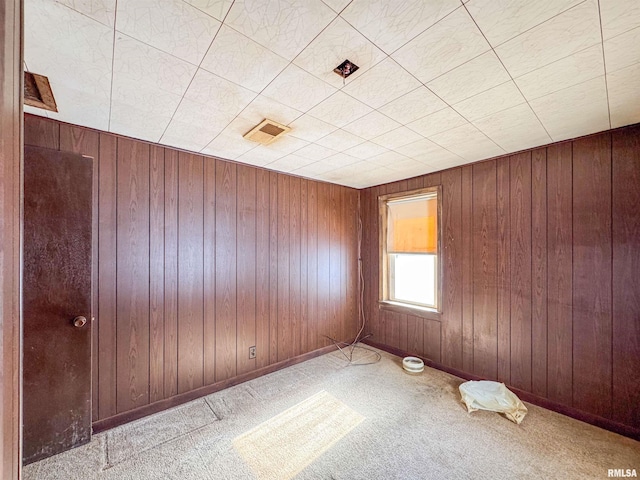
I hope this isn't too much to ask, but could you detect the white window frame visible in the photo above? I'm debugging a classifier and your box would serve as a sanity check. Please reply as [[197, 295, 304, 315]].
[[379, 186, 442, 314]]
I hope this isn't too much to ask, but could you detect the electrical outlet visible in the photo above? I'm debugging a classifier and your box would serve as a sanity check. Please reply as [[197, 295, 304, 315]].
[[249, 346, 256, 359]]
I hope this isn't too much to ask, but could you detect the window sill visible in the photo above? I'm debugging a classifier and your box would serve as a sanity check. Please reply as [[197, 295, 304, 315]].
[[378, 301, 442, 321]]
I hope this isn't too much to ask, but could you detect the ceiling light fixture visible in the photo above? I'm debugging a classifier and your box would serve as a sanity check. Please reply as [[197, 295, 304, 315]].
[[334, 59, 359, 79]]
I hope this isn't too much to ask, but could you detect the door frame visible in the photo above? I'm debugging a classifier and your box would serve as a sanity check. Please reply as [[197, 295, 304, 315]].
[[0, 0, 23, 479]]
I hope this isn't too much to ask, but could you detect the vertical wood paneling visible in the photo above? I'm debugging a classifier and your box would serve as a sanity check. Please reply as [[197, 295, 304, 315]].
[[148, 146, 165, 402], [461, 166, 474, 372], [317, 183, 332, 346], [256, 169, 270, 369], [347, 190, 359, 341], [300, 180, 309, 354], [472, 160, 498, 379], [277, 175, 291, 361], [407, 316, 424, 357], [307, 181, 319, 350], [236, 165, 257, 375], [531, 148, 548, 397], [163, 150, 179, 398], [215, 160, 237, 381], [424, 320, 442, 363], [330, 184, 342, 343], [97, 133, 117, 419], [546, 143, 573, 405], [496, 158, 511, 384], [177, 153, 204, 393], [59, 125, 101, 417], [24, 115, 59, 149], [441, 168, 463, 369], [612, 127, 640, 428], [116, 138, 150, 412], [572, 134, 612, 417], [269, 172, 279, 363], [203, 158, 216, 385], [289, 177, 301, 357], [509, 152, 532, 391]]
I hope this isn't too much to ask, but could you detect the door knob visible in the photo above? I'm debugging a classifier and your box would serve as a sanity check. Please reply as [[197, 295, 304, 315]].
[[73, 316, 87, 328]]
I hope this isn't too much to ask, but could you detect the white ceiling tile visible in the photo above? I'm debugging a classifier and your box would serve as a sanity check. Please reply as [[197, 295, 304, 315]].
[[237, 95, 303, 126], [429, 123, 505, 161], [426, 51, 511, 105], [184, 0, 233, 21], [294, 143, 338, 161], [406, 108, 467, 138], [321, 0, 351, 13], [109, 101, 172, 142], [395, 138, 463, 165], [56, 0, 116, 27], [378, 86, 447, 124], [371, 126, 423, 150], [343, 142, 389, 160], [342, 111, 402, 140], [529, 76, 610, 141], [473, 103, 552, 152], [262, 64, 337, 112], [292, 17, 387, 88], [367, 150, 412, 168], [453, 81, 526, 122], [265, 154, 317, 173], [173, 69, 256, 125], [200, 25, 289, 92], [322, 152, 361, 168], [160, 118, 221, 151], [604, 27, 640, 73], [600, 0, 640, 39], [110, 35, 195, 136], [392, 7, 490, 83], [387, 157, 432, 174], [116, 0, 221, 65], [236, 145, 286, 167], [514, 44, 604, 101], [340, 0, 460, 54], [224, 0, 336, 60], [201, 118, 258, 159], [465, 0, 583, 47], [495, 0, 601, 78], [315, 129, 365, 150], [307, 91, 373, 128], [288, 115, 338, 142], [25, 0, 113, 131], [259, 135, 309, 156], [607, 63, 640, 128], [342, 57, 422, 109], [291, 159, 341, 176], [317, 160, 372, 185]]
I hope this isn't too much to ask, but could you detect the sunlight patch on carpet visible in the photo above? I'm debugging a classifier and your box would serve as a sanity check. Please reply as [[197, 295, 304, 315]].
[[233, 390, 365, 480]]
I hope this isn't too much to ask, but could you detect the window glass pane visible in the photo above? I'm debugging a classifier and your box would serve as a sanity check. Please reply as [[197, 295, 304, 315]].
[[391, 254, 436, 307]]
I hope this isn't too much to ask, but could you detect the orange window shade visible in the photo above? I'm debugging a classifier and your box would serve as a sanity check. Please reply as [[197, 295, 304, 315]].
[[387, 196, 437, 253]]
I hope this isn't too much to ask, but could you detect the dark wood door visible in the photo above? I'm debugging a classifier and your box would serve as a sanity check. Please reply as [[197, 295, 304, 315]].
[[23, 146, 93, 465]]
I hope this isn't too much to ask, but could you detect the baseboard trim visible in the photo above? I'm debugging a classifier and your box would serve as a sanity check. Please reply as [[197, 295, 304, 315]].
[[92, 344, 338, 434], [363, 339, 640, 442]]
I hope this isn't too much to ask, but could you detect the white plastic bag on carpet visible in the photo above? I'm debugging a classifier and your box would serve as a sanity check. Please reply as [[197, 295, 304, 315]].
[[459, 381, 527, 424]]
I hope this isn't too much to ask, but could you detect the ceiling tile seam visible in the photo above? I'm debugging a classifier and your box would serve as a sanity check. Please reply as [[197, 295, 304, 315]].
[[55, 0, 116, 29], [157, 10, 230, 147], [460, 1, 553, 143], [106, 0, 119, 133], [472, 0, 589, 50], [603, 23, 640, 43], [182, 0, 233, 23], [201, 8, 351, 151], [342, 3, 463, 58], [596, 0, 613, 130], [319, 0, 355, 16]]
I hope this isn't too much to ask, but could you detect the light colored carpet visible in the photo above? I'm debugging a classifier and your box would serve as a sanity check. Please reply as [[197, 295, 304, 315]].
[[24, 347, 640, 479]]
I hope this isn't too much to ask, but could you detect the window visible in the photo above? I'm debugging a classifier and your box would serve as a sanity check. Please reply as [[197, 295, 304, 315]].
[[379, 187, 440, 312]]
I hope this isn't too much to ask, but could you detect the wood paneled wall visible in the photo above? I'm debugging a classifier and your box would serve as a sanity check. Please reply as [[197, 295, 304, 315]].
[[24, 115, 359, 423], [361, 125, 640, 433], [1, 0, 22, 478]]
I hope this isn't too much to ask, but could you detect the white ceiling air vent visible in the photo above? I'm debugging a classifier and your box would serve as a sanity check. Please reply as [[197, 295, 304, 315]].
[[243, 119, 291, 145]]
